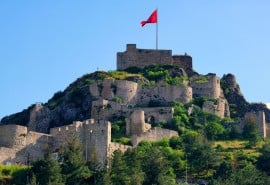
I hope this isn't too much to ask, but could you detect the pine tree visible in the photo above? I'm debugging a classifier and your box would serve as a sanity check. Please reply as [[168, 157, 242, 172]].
[[59, 134, 91, 185], [31, 154, 64, 185]]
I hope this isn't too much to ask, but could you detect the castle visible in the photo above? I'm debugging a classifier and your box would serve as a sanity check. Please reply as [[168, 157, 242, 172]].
[[0, 44, 269, 165]]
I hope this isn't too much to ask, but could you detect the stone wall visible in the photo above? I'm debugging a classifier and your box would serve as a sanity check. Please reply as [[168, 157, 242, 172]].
[[0, 125, 27, 148], [202, 98, 230, 118], [137, 107, 174, 124], [109, 142, 132, 156], [131, 127, 179, 146], [190, 74, 221, 99], [117, 44, 193, 71], [172, 55, 193, 75], [89, 79, 138, 104], [136, 85, 192, 106], [50, 119, 111, 165], [0, 124, 51, 164], [128, 110, 147, 135], [0, 147, 16, 164]]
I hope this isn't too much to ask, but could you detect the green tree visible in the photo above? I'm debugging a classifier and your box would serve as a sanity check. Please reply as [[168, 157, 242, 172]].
[[211, 164, 270, 185], [60, 135, 91, 185], [110, 150, 130, 185], [124, 148, 145, 185], [31, 154, 64, 185], [27, 174, 37, 185], [214, 160, 233, 180], [257, 140, 270, 174], [142, 147, 177, 185], [204, 122, 225, 140], [185, 135, 218, 175], [243, 115, 260, 146]]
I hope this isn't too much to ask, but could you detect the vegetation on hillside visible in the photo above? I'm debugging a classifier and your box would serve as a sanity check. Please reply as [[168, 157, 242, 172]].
[[0, 98, 268, 184], [2, 65, 270, 184]]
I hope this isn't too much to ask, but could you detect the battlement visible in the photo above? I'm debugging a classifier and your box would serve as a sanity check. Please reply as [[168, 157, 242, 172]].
[[117, 44, 193, 72]]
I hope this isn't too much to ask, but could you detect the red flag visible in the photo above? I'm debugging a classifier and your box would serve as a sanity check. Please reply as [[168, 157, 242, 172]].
[[140, 9, 158, 27]]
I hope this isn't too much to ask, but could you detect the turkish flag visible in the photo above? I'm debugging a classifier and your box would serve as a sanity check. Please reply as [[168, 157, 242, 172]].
[[140, 9, 158, 27]]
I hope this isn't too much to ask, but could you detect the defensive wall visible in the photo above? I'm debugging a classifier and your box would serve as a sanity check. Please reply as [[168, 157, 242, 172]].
[[50, 119, 112, 165], [202, 99, 230, 118], [90, 98, 174, 128], [90, 79, 193, 106], [131, 127, 179, 146], [117, 44, 192, 73], [0, 124, 50, 164], [190, 73, 221, 99], [0, 116, 181, 165]]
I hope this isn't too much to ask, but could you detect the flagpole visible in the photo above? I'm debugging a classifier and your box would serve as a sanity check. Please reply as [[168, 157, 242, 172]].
[[156, 8, 158, 50], [156, 18, 158, 50]]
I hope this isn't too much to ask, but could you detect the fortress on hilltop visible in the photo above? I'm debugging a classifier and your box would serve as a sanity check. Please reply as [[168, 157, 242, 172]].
[[1, 44, 269, 166], [117, 44, 193, 75]]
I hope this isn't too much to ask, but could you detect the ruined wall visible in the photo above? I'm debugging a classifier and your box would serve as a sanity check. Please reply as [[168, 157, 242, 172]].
[[109, 142, 132, 156], [242, 111, 266, 138], [138, 107, 174, 124], [131, 127, 178, 146], [126, 110, 150, 136], [172, 55, 193, 74], [190, 74, 221, 99], [89, 79, 138, 104], [136, 85, 192, 106], [202, 98, 230, 118]]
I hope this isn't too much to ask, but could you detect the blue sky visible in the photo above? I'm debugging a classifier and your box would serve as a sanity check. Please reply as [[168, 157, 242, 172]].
[[1, 1, 270, 119]]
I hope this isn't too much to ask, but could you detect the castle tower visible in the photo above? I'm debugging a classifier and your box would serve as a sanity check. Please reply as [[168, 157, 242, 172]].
[[0, 125, 27, 148]]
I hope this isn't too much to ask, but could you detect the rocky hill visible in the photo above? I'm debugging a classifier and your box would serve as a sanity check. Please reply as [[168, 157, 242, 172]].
[[1, 44, 269, 134]]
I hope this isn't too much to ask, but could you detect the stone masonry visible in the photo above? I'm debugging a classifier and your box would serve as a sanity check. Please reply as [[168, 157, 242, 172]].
[[117, 44, 192, 73]]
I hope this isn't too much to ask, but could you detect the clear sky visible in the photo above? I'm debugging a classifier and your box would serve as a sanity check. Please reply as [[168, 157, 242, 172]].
[[1, 1, 270, 119]]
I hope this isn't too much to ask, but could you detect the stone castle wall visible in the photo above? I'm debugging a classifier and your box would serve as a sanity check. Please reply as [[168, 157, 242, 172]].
[[109, 142, 132, 156], [202, 98, 230, 118], [117, 44, 192, 72], [89, 79, 138, 104], [0, 125, 27, 148], [190, 74, 221, 99], [131, 127, 179, 146], [0, 124, 51, 164], [136, 85, 192, 106], [0, 147, 16, 164], [50, 119, 111, 165]]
